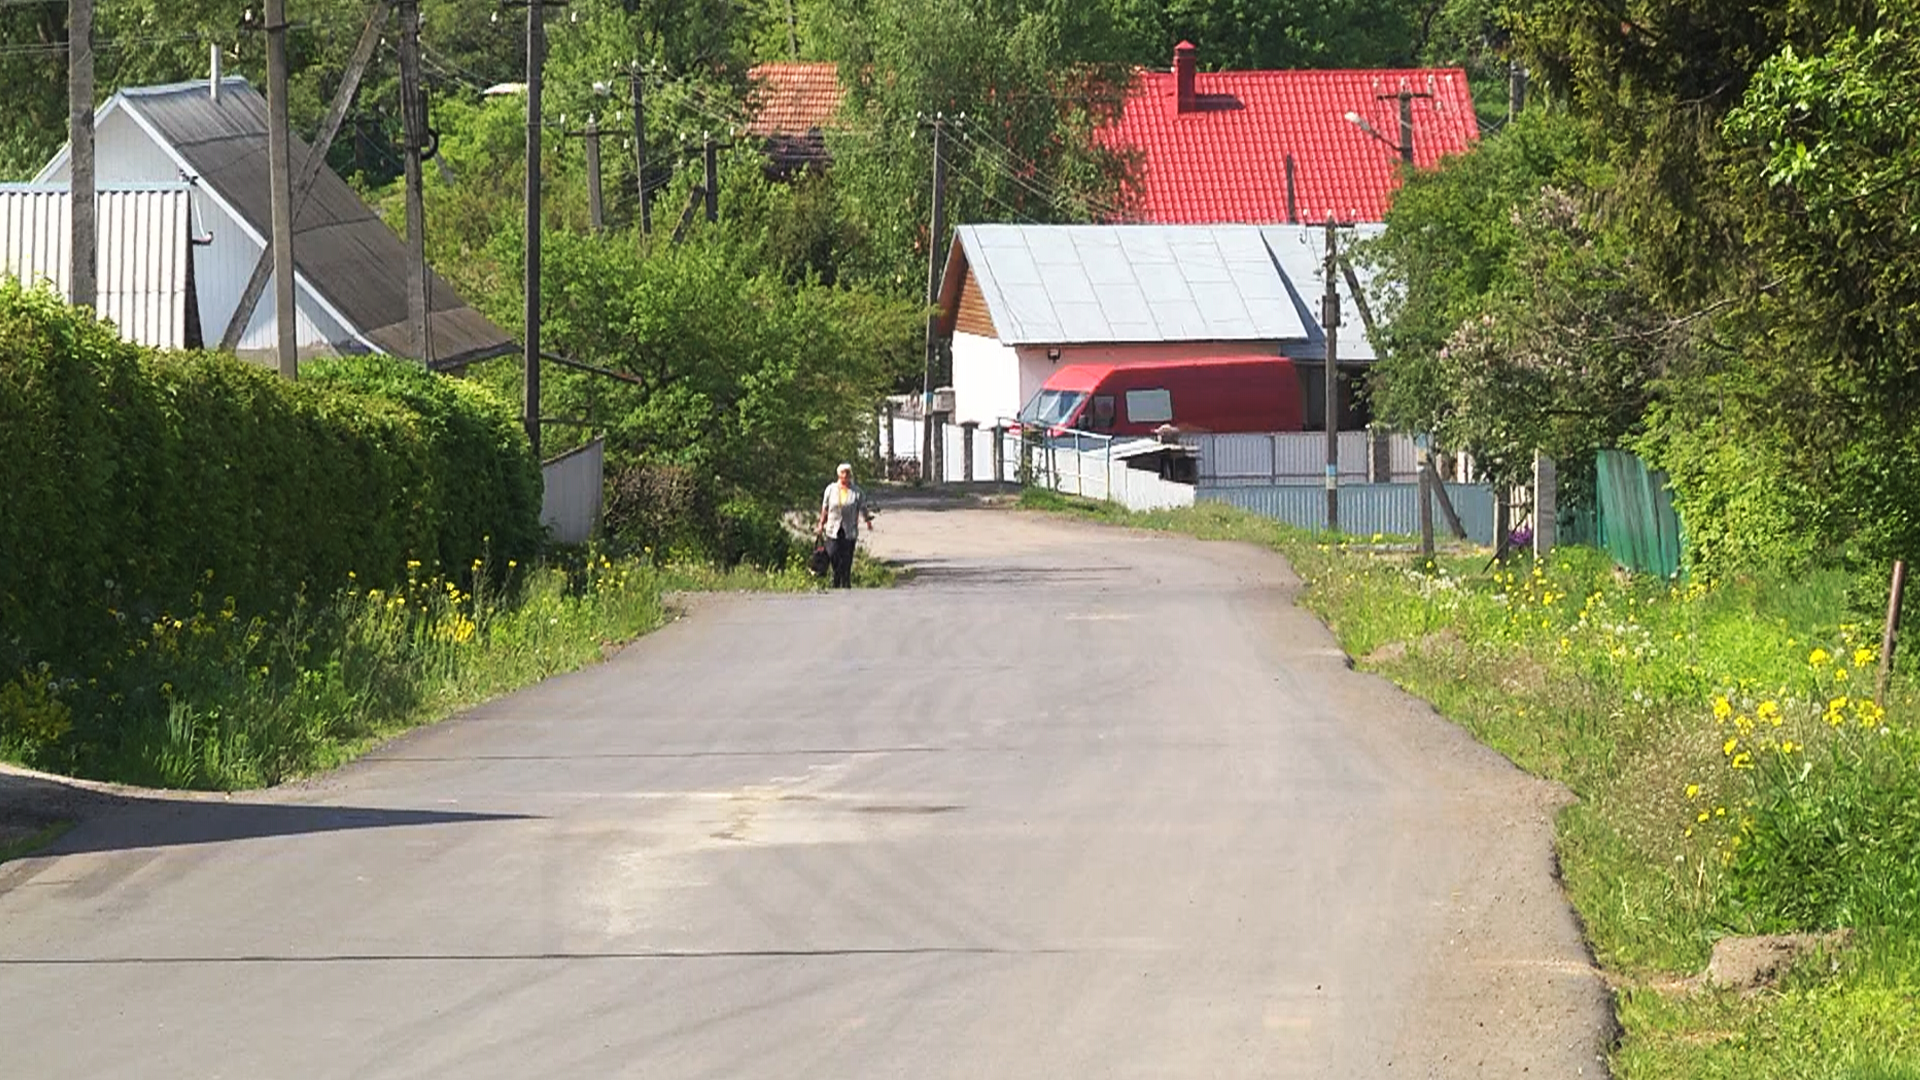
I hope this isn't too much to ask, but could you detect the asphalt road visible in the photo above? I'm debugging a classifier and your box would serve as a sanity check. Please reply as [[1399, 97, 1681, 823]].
[[0, 503, 1612, 1079]]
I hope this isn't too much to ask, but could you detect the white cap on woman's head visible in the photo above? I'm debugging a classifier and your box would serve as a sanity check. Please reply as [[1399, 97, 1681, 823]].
[[837, 463, 853, 475]]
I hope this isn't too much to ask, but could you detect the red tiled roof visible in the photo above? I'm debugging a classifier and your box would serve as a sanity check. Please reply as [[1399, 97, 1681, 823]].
[[1102, 63, 1479, 224], [746, 62, 845, 137]]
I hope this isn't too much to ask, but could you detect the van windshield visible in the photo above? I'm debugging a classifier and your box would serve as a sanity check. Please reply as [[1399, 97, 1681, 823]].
[[1018, 390, 1088, 427]]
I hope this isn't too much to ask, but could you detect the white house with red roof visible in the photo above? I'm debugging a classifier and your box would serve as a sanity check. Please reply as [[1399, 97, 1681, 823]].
[[1104, 42, 1479, 224]]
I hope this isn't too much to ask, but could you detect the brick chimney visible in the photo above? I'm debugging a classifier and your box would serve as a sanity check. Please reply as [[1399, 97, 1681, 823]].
[[1173, 41, 1197, 113]]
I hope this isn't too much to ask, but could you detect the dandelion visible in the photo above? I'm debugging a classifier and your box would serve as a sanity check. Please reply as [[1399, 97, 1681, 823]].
[[1713, 696, 1733, 721], [1723, 736, 1739, 756], [1731, 753, 1753, 770], [1853, 647, 1875, 668], [1757, 700, 1781, 725], [407, 560, 422, 570], [1696, 810, 1711, 823], [1686, 783, 1701, 799], [1779, 740, 1800, 755], [1809, 648, 1831, 667]]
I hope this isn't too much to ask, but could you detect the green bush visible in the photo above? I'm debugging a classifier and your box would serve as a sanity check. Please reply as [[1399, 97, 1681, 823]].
[[0, 280, 541, 749]]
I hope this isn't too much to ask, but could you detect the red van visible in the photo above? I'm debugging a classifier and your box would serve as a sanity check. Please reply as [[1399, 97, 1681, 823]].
[[1016, 356, 1306, 436]]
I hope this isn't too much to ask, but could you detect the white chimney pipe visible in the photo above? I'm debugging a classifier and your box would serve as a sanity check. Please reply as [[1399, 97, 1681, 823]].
[[210, 45, 221, 101]]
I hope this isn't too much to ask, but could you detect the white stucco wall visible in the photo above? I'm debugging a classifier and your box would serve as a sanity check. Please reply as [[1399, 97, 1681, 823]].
[[951, 330, 1023, 426]]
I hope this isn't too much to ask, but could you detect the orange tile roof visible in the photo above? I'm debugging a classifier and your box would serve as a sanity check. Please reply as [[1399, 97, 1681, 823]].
[[746, 62, 845, 137]]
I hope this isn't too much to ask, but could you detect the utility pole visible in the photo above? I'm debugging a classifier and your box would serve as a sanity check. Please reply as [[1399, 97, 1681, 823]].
[[922, 114, 948, 478], [522, 0, 553, 458], [265, 0, 297, 378], [1371, 85, 1430, 167], [584, 115, 604, 231], [219, 1, 390, 353], [1396, 88, 1415, 164], [1508, 62, 1528, 122], [67, 0, 95, 312], [1322, 217, 1340, 533], [397, 0, 430, 362], [630, 64, 650, 234], [702, 132, 718, 223]]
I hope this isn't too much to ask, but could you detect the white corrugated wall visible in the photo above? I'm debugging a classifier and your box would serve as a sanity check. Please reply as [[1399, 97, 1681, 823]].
[[0, 185, 191, 349]]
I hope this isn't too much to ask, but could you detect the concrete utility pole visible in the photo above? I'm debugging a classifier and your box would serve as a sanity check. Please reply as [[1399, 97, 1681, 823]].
[[523, 0, 549, 457], [584, 115, 604, 231], [67, 0, 95, 312], [1509, 62, 1528, 122], [630, 64, 650, 233], [1322, 217, 1341, 533], [219, 1, 391, 353], [1395, 88, 1415, 164], [922, 114, 948, 477], [397, 0, 430, 361], [265, 0, 298, 378]]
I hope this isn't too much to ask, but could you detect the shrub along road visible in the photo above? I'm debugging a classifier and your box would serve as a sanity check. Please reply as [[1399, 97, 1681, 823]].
[[0, 505, 1610, 1078]]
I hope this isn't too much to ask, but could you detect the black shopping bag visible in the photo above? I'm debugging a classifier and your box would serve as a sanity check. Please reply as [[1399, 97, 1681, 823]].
[[808, 536, 832, 577]]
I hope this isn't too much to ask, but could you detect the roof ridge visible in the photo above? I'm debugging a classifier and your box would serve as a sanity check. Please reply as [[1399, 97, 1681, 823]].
[[119, 76, 255, 98]]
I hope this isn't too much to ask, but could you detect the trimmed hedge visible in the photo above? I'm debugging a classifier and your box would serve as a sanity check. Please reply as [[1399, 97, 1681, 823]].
[[0, 279, 541, 682]]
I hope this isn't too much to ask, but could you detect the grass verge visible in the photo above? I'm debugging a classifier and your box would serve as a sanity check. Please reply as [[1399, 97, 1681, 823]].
[[1020, 488, 1920, 1080], [1, 549, 887, 792]]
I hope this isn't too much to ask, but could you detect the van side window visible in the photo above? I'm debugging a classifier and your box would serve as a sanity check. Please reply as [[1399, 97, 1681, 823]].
[[1124, 388, 1173, 424], [1091, 395, 1116, 431]]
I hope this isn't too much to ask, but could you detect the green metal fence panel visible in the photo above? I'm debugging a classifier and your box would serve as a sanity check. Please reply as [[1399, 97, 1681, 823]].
[[1595, 450, 1684, 578]]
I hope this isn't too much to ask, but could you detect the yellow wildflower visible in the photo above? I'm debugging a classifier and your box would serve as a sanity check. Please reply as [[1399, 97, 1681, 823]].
[[1853, 647, 1875, 668], [1713, 696, 1734, 721], [1723, 736, 1739, 756], [1686, 783, 1701, 799], [1809, 648, 1831, 667], [1756, 700, 1782, 725]]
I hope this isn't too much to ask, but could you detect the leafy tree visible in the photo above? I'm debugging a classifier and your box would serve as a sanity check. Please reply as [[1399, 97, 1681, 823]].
[[1360, 110, 1595, 440]]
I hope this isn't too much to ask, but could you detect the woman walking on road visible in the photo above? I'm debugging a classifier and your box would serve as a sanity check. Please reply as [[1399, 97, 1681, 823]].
[[817, 463, 874, 589]]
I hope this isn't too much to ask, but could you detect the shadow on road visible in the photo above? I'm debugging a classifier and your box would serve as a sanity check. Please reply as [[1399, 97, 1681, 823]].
[[0, 768, 534, 859]]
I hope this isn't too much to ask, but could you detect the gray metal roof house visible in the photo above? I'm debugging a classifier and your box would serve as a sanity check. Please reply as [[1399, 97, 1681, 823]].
[[29, 77, 512, 367], [934, 223, 1384, 429]]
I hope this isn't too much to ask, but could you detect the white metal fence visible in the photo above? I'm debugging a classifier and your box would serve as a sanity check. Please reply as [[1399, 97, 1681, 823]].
[[1182, 431, 1421, 485], [1028, 439, 1197, 512]]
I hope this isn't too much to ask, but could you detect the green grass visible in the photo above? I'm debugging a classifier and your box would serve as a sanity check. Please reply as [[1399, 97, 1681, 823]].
[[1020, 489, 1920, 1079], [1, 547, 892, 792]]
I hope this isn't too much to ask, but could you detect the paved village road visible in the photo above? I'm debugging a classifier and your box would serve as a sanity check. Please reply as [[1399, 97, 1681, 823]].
[[0, 502, 1612, 1079]]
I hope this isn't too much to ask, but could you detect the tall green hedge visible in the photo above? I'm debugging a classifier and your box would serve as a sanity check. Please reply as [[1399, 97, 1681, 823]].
[[0, 279, 541, 680]]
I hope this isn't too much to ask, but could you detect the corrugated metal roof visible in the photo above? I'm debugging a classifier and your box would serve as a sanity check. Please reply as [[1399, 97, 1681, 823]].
[[109, 79, 512, 366], [1258, 223, 1383, 363], [953, 224, 1308, 345], [942, 223, 1382, 359], [0, 183, 195, 349]]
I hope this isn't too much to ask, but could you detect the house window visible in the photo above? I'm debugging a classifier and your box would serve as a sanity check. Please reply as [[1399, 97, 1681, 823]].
[[1124, 388, 1172, 424], [1090, 395, 1116, 431]]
